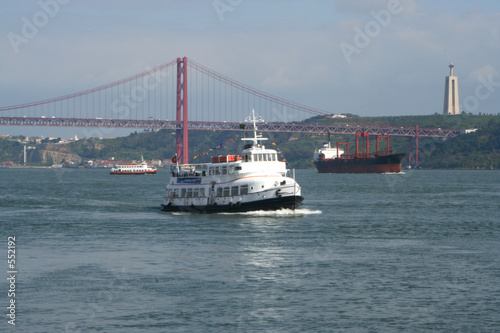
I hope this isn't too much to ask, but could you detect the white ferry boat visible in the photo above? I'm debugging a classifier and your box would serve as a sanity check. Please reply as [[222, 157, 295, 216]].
[[110, 157, 157, 175], [161, 111, 304, 213]]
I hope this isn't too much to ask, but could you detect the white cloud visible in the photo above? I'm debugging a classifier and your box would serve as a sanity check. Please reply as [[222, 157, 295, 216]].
[[334, 0, 417, 16], [469, 65, 498, 81], [393, 28, 444, 52]]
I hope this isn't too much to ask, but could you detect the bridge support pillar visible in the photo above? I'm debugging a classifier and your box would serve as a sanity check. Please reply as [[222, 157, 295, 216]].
[[415, 125, 419, 166], [408, 137, 412, 166], [176, 57, 188, 164], [408, 125, 419, 168]]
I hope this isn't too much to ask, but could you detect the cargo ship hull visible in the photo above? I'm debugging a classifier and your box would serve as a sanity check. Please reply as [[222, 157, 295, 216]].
[[314, 153, 405, 173]]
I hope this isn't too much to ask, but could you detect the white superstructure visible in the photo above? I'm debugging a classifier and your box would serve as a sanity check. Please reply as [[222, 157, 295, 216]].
[[313, 142, 344, 161]]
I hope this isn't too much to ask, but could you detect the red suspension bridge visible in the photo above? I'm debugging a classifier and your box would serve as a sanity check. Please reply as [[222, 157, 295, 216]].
[[0, 57, 460, 165]]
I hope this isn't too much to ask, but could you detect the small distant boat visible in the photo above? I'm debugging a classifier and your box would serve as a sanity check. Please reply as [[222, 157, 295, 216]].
[[110, 156, 157, 175], [313, 130, 405, 173]]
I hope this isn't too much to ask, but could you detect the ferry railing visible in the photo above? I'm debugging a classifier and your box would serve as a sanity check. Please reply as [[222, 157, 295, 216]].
[[170, 163, 210, 177]]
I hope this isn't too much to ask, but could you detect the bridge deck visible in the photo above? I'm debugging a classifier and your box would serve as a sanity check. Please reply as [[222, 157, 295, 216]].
[[0, 117, 460, 138]]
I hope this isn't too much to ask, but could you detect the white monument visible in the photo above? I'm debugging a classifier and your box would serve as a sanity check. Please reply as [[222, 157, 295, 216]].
[[443, 62, 459, 115]]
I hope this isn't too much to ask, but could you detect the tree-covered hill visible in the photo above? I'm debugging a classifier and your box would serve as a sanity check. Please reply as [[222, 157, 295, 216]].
[[305, 113, 498, 130], [421, 119, 500, 169], [0, 138, 24, 162], [1, 114, 499, 169]]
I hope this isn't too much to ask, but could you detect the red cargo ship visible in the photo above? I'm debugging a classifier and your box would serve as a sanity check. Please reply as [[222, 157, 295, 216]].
[[313, 132, 405, 173]]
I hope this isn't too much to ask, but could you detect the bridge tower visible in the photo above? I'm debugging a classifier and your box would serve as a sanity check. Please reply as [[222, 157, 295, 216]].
[[176, 57, 188, 163], [443, 62, 459, 115]]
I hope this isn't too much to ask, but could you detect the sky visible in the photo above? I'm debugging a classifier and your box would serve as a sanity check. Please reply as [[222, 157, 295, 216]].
[[1, 0, 499, 138]]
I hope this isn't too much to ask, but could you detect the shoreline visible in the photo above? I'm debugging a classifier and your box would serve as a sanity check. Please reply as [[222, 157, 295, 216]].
[[1, 166, 499, 171]]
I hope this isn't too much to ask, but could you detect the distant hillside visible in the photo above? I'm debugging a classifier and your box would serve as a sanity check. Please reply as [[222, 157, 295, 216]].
[[1, 114, 499, 169], [305, 113, 498, 130], [0, 138, 24, 162], [421, 119, 500, 169]]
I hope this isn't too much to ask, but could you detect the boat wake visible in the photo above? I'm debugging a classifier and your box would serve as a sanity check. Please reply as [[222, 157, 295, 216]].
[[219, 208, 322, 217], [383, 171, 406, 174]]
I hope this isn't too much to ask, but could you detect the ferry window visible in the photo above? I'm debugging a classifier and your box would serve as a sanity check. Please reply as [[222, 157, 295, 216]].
[[173, 189, 179, 198], [221, 166, 227, 175], [223, 187, 230, 197], [235, 166, 242, 171], [258, 154, 263, 162], [244, 154, 249, 162], [231, 186, 238, 196], [215, 167, 221, 175], [193, 188, 199, 198], [272, 154, 277, 161], [217, 188, 223, 197], [199, 188, 205, 197], [186, 189, 193, 198], [228, 165, 235, 174], [240, 185, 248, 195], [209, 168, 214, 176], [181, 189, 186, 198]]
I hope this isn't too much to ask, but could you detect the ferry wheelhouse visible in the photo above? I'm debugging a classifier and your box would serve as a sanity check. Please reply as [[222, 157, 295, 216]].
[[161, 111, 303, 213]]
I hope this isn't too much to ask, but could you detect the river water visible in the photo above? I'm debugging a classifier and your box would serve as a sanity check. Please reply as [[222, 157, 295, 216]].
[[1, 168, 499, 332]]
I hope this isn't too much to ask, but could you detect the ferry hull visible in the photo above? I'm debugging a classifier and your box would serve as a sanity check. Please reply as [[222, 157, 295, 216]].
[[314, 153, 405, 174], [161, 195, 304, 213]]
